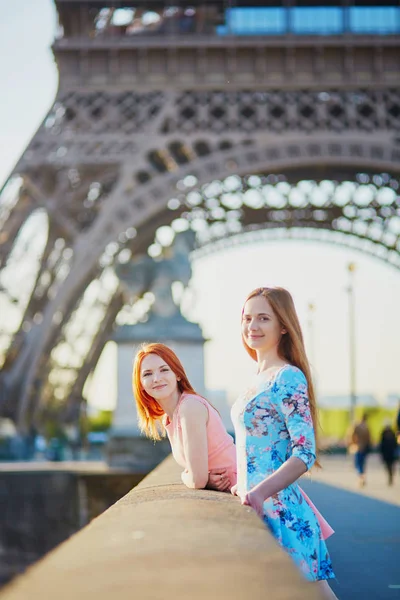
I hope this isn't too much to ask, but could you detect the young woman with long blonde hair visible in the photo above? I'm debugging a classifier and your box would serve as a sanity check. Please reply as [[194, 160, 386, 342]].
[[133, 343, 236, 492], [231, 287, 337, 599]]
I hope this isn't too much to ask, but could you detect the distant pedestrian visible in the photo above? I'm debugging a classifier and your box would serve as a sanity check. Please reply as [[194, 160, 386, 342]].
[[379, 422, 398, 486], [396, 399, 400, 436], [350, 413, 372, 488]]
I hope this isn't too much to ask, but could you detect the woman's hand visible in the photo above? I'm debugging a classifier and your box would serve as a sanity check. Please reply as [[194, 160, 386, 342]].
[[242, 487, 266, 518], [207, 468, 231, 492]]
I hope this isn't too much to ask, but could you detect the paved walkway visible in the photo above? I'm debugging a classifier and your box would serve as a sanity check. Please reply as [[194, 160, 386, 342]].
[[301, 454, 400, 600], [310, 453, 400, 507]]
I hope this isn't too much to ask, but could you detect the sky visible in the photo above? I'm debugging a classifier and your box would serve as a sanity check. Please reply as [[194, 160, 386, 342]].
[[1, 1, 399, 412], [0, 1, 58, 189], [189, 240, 400, 406]]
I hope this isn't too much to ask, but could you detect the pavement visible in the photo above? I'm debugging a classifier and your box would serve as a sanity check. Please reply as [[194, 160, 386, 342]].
[[301, 453, 400, 600], [310, 453, 400, 507]]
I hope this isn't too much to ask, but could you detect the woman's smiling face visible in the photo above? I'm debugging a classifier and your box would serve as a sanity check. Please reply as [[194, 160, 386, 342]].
[[242, 295, 284, 355], [140, 353, 179, 401]]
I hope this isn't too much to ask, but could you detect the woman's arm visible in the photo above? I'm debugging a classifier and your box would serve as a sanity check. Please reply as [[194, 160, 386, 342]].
[[179, 398, 209, 489], [243, 457, 306, 517], [243, 370, 315, 516]]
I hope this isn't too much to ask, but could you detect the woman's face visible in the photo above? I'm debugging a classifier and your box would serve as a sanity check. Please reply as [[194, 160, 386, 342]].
[[140, 353, 179, 402], [242, 295, 284, 355]]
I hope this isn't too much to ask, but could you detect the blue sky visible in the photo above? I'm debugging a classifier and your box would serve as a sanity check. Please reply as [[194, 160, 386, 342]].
[[1, 1, 399, 411]]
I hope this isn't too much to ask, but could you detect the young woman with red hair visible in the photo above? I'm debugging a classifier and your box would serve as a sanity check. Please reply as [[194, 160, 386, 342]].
[[231, 287, 337, 599], [132, 343, 237, 491]]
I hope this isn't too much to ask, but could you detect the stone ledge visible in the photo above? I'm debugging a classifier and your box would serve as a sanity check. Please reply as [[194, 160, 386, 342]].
[[0, 456, 322, 600]]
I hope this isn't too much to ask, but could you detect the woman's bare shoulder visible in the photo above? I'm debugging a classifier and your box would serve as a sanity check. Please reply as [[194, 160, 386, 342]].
[[179, 394, 208, 418]]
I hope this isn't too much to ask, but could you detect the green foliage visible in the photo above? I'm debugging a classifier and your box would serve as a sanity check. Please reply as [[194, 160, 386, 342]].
[[318, 407, 397, 446], [87, 410, 113, 432], [42, 418, 67, 442]]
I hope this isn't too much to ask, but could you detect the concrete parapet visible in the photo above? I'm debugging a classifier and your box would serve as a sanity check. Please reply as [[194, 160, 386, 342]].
[[0, 457, 322, 600]]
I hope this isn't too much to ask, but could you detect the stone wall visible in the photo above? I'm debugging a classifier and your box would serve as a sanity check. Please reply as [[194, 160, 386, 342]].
[[0, 457, 323, 600], [0, 470, 143, 586]]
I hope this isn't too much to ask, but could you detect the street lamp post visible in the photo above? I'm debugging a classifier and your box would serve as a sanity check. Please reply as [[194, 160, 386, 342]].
[[347, 262, 357, 424], [307, 302, 315, 367], [307, 302, 319, 403]]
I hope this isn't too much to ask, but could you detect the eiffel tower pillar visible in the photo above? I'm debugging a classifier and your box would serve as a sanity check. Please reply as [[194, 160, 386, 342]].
[[0, 0, 399, 444]]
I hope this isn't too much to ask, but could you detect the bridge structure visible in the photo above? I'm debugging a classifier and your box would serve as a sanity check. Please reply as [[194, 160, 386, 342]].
[[0, 0, 399, 434]]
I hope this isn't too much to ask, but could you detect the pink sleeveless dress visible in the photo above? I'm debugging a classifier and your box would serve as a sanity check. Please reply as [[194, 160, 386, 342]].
[[164, 392, 237, 487]]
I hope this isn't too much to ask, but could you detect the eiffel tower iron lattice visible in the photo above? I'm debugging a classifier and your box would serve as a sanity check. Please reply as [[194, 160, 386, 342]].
[[0, 0, 400, 433]]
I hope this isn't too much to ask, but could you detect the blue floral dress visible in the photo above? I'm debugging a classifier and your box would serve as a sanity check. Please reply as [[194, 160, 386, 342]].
[[231, 364, 335, 582]]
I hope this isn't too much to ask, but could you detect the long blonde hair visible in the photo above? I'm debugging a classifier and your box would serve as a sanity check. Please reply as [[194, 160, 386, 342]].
[[242, 287, 320, 468]]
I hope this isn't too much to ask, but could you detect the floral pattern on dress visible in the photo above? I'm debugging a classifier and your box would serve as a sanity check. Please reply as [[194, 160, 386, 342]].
[[231, 364, 335, 582]]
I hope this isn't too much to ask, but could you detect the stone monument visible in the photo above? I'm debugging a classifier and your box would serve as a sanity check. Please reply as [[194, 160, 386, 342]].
[[108, 231, 206, 472]]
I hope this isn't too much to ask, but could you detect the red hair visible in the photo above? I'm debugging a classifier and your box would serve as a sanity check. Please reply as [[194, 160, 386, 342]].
[[242, 287, 321, 468], [132, 343, 198, 440]]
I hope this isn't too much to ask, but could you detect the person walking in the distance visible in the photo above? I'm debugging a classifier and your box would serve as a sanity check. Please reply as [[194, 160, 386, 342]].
[[378, 421, 398, 486], [231, 287, 337, 599], [350, 413, 372, 488], [396, 398, 400, 437]]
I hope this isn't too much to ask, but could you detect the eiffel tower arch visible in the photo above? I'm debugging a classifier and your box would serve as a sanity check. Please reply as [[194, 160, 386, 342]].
[[0, 0, 399, 433]]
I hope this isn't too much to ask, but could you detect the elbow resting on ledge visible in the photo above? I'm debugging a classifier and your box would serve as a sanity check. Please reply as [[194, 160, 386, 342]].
[[181, 470, 209, 489]]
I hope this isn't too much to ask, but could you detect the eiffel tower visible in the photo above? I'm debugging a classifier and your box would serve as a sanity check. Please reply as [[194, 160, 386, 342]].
[[0, 0, 399, 435]]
